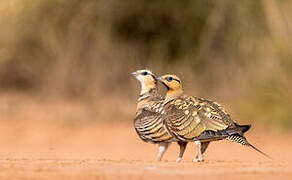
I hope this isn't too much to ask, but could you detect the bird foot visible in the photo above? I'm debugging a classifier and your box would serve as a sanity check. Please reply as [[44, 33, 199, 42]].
[[176, 157, 182, 163], [192, 157, 204, 162]]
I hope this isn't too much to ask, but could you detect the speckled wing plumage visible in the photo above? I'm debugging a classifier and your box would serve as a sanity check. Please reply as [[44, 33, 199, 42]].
[[162, 95, 241, 142], [134, 88, 175, 143]]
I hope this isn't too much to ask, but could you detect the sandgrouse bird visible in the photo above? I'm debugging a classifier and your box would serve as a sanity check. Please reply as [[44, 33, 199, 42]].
[[131, 70, 187, 162], [157, 74, 270, 162]]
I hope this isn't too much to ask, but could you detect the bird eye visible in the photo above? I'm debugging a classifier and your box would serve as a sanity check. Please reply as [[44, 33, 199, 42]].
[[141, 71, 148, 76], [166, 76, 173, 82]]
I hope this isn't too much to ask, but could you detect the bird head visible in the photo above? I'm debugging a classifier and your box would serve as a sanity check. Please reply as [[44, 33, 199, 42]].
[[158, 74, 183, 99], [131, 69, 157, 94]]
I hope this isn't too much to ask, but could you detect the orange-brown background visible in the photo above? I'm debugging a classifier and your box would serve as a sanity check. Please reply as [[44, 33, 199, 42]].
[[0, 0, 291, 179]]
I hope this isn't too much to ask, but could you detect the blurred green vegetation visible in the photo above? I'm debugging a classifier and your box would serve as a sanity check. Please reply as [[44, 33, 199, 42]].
[[0, 0, 291, 129]]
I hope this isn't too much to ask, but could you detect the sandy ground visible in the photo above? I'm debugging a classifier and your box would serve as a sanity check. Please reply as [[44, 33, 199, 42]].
[[0, 95, 291, 179], [0, 122, 291, 180]]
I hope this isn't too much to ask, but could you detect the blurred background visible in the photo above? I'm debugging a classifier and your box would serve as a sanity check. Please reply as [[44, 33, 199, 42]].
[[0, 0, 292, 160]]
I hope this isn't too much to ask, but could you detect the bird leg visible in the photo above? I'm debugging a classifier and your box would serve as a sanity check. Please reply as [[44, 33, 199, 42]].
[[157, 142, 169, 161], [193, 141, 210, 162], [201, 141, 210, 154], [176, 141, 187, 162]]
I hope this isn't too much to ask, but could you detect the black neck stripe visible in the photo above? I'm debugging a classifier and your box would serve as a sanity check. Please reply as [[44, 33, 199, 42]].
[[161, 81, 170, 90], [150, 74, 157, 83]]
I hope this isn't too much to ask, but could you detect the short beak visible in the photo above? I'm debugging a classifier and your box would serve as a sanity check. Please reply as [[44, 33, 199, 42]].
[[157, 77, 163, 82], [157, 77, 169, 90], [131, 72, 138, 76]]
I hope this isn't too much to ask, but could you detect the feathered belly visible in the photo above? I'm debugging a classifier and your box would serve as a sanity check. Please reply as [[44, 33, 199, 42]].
[[134, 117, 174, 143]]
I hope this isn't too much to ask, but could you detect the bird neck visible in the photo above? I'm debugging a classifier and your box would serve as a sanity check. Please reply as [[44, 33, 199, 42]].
[[140, 83, 156, 95], [165, 88, 183, 100], [137, 87, 158, 110]]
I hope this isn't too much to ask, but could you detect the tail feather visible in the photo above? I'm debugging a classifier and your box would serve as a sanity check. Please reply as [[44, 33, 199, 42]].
[[235, 123, 251, 133], [247, 143, 272, 159], [226, 134, 271, 159]]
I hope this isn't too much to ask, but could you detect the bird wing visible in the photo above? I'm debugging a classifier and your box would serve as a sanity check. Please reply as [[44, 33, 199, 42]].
[[134, 102, 173, 143], [162, 96, 236, 141]]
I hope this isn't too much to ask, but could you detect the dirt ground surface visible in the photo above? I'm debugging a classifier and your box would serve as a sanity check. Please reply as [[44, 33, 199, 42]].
[[0, 95, 291, 179], [0, 122, 291, 180]]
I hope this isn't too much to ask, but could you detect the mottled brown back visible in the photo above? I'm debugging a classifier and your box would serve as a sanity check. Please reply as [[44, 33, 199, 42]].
[[162, 95, 240, 141]]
